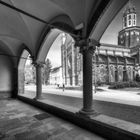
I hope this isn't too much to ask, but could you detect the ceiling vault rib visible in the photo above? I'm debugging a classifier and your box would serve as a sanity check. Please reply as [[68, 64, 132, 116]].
[[0, 1, 80, 39]]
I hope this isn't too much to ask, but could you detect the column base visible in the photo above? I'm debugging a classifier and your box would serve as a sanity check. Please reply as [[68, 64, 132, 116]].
[[33, 96, 43, 100], [77, 108, 98, 118]]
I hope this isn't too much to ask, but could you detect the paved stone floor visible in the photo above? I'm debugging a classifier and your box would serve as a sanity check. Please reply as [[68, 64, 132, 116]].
[[0, 99, 106, 140]]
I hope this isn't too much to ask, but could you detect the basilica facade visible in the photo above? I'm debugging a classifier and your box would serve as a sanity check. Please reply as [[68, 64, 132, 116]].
[[61, 3, 140, 86]]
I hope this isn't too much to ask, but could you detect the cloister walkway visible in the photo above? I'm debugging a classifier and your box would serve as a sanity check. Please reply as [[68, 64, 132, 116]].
[[0, 99, 106, 140]]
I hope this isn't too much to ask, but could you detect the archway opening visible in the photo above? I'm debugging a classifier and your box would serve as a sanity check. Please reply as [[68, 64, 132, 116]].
[[41, 32, 83, 110], [18, 49, 36, 98], [22, 29, 83, 112]]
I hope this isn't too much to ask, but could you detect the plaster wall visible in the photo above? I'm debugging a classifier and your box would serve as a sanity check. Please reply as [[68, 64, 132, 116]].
[[0, 55, 13, 98]]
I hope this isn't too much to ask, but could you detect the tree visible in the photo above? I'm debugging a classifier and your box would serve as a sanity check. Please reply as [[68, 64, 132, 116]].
[[32, 65, 36, 84], [42, 59, 52, 85], [136, 73, 140, 82], [24, 64, 34, 84]]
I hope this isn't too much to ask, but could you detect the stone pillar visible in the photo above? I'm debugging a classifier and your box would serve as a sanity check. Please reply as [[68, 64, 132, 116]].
[[66, 46, 68, 85], [76, 39, 100, 116], [72, 43, 75, 86], [34, 62, 43, 100]]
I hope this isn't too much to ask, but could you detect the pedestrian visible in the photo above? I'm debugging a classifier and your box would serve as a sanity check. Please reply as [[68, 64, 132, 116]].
[[62, 84, 65, 91]]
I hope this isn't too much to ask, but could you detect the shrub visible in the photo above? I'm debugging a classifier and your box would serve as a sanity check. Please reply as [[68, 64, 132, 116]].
[[108, 81, 140, 89]]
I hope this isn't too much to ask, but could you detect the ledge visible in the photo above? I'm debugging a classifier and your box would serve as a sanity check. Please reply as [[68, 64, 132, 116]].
[[17, 95, 140, 140]]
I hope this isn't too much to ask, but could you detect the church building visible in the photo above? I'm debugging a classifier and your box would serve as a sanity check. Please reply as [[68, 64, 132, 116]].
[[61, 2, 140, 86]]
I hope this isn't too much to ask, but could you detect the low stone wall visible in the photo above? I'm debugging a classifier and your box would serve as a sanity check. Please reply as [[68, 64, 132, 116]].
[[0, 91, 11, 99], [18, 95, 140, 140]]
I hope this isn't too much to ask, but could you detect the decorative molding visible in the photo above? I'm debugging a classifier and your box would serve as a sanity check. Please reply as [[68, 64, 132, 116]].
[[75, 38, 100, 54], [32, 61, 44, 67]]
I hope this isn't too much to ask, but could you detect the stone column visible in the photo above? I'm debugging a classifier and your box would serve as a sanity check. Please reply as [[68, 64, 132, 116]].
[[65, 46, 68, 85], [34, 62, 43, 100], [72, 42, 75, 86], [76, 39, 100, 116]]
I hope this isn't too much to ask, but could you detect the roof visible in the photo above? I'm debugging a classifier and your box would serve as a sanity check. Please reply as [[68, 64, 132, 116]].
[[123, 1, 136, 15]]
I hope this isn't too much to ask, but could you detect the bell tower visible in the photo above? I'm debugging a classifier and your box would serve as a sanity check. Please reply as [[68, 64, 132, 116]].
[[122, 1, 136, 29], [118, 0, 140, 48]]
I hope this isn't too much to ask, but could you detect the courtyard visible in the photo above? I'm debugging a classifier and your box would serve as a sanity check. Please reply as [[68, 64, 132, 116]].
[[21, 84, 140, 124]]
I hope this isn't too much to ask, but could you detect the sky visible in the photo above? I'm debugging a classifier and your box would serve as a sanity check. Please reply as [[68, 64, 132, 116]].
[[46, 34, 62, 68], [101, 0, 140, 44], [46, 0, 140, 68]]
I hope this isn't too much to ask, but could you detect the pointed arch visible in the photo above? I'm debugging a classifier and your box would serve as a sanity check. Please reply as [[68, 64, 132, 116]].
[[18, 49, 32, 94]]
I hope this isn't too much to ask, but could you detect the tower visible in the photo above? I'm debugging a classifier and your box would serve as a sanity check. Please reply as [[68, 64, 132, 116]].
[[118, 1, 140, 48], [122, 1, 136, 29]]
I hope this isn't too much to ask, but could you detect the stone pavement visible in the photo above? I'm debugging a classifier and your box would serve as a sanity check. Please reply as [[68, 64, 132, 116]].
[[0, 99, 106, 140]]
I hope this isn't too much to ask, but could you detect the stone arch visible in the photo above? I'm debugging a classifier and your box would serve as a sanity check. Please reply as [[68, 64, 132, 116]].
[[18, 49, 32, 94], [36, 29, 63, 63], [36, 13, 76, 63], [50, 14, 75, 33]]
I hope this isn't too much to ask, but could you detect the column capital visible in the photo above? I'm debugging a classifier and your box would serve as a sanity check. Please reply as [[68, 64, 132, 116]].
[[32, 61, 44, 67], [75, 38, 100, 54]]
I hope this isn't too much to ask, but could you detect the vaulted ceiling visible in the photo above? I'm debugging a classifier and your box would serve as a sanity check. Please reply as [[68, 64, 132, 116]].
[[0, 0, 128, 65]]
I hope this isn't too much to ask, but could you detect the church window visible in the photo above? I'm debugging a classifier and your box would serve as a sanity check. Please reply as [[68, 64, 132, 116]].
[[129, 15, 131, 19], [135, 31, 137, 35], [124, 16, 127, 22], [133, 20, 136, 25], [126, 32, 129, 36], [134, 14, 136, 19], [129, 20, 131, 24], [124, 21, 127, 27], [136, 37, 139, 42], [131, 31, 134, 35]]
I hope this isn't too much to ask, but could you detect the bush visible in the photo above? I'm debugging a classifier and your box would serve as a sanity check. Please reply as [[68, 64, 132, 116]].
[[136, 74, 140, 82], [96, 81, 102, 86], [108, 81, 140, 89]]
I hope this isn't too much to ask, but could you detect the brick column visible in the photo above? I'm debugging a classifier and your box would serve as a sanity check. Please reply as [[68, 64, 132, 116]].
[[76, 38, 100, 116]]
